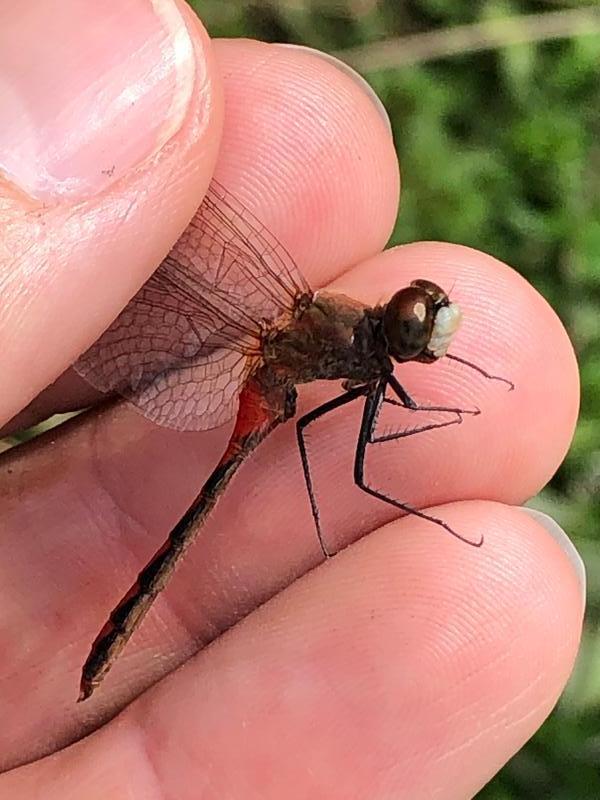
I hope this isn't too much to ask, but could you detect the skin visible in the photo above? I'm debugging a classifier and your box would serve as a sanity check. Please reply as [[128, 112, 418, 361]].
[[0, 7, 582, 799]]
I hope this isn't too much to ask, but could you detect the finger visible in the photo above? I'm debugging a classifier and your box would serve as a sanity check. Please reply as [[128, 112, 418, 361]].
[[210, 39, 399, 284], [1, 504, 584, 798], [3, 38, 399, 434], [320, 241, 580, 521], [0, 241, 577, 765], [0, 0, 223, 426]]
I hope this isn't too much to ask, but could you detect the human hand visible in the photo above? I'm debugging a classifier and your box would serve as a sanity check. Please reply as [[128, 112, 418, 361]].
[[0, 2, 582, 798]]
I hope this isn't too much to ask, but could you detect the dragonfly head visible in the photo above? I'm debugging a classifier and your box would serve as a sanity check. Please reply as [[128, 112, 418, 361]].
[[383, 279, 462, 363]]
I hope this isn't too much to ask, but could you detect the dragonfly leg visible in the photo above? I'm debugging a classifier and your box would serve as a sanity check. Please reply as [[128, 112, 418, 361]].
[[354, 377, 483, 548], [296, 384, 370, 558], [79, 373, 295, 702], [372, 373, 480, 444]]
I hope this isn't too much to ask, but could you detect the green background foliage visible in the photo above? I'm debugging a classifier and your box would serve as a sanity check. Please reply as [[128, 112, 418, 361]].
[[189, 1, 600, 797]]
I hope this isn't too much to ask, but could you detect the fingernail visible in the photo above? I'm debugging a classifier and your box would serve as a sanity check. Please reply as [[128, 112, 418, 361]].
[[275, 43, 392, 134], [0, 0, 195, 201], [522, 507, 586, 608]]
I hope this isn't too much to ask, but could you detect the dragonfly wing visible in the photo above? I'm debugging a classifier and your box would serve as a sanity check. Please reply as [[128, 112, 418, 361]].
[[74, 181, 310, 431], [124, 348, 252, 432]]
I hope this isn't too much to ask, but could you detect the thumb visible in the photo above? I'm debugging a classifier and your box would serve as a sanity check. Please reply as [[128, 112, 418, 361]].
[[0, 0, 223, 426]]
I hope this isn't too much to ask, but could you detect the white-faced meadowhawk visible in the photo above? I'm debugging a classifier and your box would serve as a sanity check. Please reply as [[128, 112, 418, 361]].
[[74, 180, 512, 701]]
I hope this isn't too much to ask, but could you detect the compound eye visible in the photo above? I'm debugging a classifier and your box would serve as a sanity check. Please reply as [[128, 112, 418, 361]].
[[410, 279, 447, 305], [383, 286, 434, 361]]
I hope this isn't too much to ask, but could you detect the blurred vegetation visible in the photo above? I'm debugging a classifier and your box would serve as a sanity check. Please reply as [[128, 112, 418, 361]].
[[188, 1, 599, 797]]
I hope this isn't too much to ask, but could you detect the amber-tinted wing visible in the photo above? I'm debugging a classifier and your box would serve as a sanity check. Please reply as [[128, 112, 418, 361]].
[[74, 181, 311, 431]]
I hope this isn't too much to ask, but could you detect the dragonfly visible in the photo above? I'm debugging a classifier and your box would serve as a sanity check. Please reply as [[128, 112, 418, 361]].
[[74, 180, 512, 701]]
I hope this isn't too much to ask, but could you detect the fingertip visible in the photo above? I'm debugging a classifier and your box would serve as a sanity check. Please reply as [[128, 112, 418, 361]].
[[330, 241, 579, 506], [212, 38, 400, 284], [260, 500, 583, 796], [274, 43, 393, 135]]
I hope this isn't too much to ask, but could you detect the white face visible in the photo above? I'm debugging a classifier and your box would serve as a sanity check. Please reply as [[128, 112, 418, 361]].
[[428, 302, 462, 358]]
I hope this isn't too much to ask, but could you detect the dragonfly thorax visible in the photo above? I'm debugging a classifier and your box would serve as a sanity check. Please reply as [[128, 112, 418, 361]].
[[263, 291, 393, 385]]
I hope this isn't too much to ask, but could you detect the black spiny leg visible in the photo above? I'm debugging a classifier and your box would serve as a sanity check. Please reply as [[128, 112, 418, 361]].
[[354, 376, 483, 547], [372, 373, 481, 443], [296, 384, 370, 557]]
